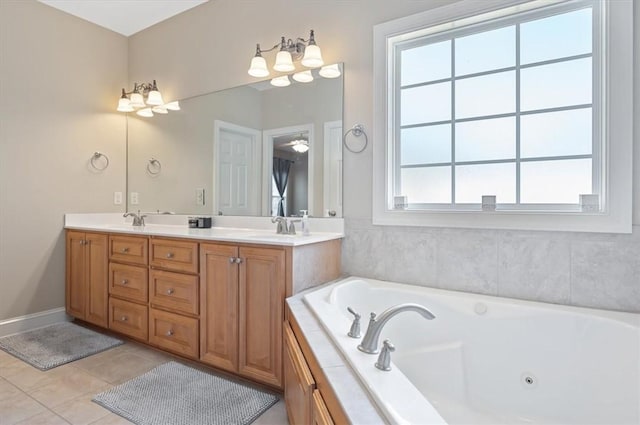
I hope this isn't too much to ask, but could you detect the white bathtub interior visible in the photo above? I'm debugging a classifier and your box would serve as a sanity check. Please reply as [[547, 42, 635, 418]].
[[303, 277, 640, 425]]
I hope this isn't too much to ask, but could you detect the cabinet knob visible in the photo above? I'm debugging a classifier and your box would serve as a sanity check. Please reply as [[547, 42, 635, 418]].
[[166, 252, 174, 259], [166, 288, 174, 295], [235, 257, 243, 264], [166, 329, 174, 336], [121, 279, 128, 285], [120, 316, 128, 322], [121, 247, 129, 253], [229, 257, 235, 263]]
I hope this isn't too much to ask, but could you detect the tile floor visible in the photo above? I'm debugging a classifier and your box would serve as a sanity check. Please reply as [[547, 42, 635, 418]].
[[0, 338, 288, 425]]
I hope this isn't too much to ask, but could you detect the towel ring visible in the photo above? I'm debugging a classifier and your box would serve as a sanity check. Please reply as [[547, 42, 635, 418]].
[[90, 152, 109, 171], [343, 124, 368, 154], [147, 158, 162, 175]]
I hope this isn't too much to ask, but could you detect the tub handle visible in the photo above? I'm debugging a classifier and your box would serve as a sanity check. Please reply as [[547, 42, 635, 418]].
[[375, 339, 396, 371], [347, 307, 361, 338]]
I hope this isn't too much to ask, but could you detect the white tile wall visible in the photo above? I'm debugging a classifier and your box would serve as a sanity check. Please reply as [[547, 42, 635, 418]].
[[342, 218, 640, 313]]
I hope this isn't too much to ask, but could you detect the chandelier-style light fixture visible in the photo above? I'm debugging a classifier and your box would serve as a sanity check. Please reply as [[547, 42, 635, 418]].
[[116, 80, 180, 117], [248, 30, 342, 87], [291, 139, 309, 153]]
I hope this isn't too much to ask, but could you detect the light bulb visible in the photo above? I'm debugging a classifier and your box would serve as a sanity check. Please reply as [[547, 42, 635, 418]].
[[117, 97, 134, 112], [293, 70, 314, 83], [273, 50, 295, 72], [301, 44, 323, 68], [319, 63, 341, 78], [292, 141, 309, 153], [248, 56, 269, 77], [129, 92, 145, 107], [270, 75, 291, 87], [164, 101, 180, 111], [136, 108, 154, 117]]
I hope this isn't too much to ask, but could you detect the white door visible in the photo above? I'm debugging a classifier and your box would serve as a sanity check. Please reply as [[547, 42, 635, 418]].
[[323, 120, 343, 217], [214, 121, 261, 216]]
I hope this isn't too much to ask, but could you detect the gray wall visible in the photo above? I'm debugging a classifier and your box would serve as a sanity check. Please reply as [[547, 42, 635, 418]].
[[127, 0, 640, 313], [0, 1, 128, 320]]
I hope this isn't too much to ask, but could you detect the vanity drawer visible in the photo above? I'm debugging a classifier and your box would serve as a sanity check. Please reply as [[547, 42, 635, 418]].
[[150, 238, 198, 273], [109, 235, 148, 266], [150, 269, 199, 315], [109, 263, 148, 303], [149, 308, 199, 359], [109, 298, 148, 341]]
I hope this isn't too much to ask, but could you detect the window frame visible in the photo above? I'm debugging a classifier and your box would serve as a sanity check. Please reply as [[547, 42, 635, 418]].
[[372, 0, 633, 233]]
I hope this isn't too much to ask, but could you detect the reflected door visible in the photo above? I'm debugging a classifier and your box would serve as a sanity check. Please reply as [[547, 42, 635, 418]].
[[214, 121, 261, 216], [323, 121, 343, 217]]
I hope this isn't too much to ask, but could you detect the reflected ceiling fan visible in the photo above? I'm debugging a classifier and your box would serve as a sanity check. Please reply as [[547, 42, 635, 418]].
[[280, 137, 309, 153]]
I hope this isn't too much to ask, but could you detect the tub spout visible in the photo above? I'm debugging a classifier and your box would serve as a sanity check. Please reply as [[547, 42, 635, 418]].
[[358, 303, 435, 354]]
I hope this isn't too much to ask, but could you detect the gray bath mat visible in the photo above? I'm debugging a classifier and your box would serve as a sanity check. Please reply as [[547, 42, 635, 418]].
[[93, 361, 279, 425], [0, 321, 123, 371]]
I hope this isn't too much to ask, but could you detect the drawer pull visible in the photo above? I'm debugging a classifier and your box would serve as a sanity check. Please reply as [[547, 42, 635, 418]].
[[121, 279, 128, 285], [166, 288, 175, 295], [120, 316, 128, 322], [166, 329, 174, 336], [121, 247, 129, 253], [166, 252, 174, 259], [235, 257, 243, 264], [229, 257, 235, 263]]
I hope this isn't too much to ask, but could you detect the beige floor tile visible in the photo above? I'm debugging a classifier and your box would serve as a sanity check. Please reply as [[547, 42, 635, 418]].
[[75, 351, 164, 385], [53, 392, 111, 425], [27, 368, 110, 409], [0, 392, 48, 425], [0, 378, 22, 401], [87, 413, 134, 425], [119, 343, 173, 364], [253, 399, 289, 425], [12, 410, 70, 425], [70, 346, 131, 372], [3, 363, 70, 392]]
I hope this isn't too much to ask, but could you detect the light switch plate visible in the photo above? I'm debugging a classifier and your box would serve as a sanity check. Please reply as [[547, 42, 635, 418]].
[[196, 188, 205, 206], [113, 191, 123, 205], [130, 192, 139, 205]]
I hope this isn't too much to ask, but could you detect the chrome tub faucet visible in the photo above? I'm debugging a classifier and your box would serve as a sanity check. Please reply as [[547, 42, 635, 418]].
[[358, 303, 435, 354]]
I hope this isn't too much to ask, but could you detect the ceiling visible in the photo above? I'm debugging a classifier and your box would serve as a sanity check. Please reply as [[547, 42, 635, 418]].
[[38, 0, 209, 36]]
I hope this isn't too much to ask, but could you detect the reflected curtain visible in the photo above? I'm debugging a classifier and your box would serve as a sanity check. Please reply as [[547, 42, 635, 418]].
[[273, 157, 293, 216]]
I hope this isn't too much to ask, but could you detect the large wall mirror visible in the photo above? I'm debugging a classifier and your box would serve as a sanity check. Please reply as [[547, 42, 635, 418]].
[[127, 64, 343, 218]]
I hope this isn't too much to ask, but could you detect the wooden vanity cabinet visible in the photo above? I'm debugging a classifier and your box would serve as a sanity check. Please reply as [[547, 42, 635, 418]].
[[284, 321, 315, 425], [200, 243, 285, 388], [66, 231, 109, 327], [312, 390, 335, 425]]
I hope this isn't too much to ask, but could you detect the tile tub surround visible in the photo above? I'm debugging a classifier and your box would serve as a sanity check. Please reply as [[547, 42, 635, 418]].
[[342, 218, 640, 313]]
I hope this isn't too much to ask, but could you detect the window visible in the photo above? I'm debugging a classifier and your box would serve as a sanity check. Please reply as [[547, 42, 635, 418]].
[[373, 0, 633, 232]]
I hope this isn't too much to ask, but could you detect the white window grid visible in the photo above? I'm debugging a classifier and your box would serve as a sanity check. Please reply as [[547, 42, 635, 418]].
[[391, 0, 603, 211]]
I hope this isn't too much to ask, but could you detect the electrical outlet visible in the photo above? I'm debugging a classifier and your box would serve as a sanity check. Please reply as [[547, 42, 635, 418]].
[[130, 192, 139, 205], [113, 191, 123, 205], [196, 188, 205, 206]]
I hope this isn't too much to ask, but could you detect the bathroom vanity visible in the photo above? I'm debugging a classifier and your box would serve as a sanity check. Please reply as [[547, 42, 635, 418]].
[[64, 214, 342, 390]]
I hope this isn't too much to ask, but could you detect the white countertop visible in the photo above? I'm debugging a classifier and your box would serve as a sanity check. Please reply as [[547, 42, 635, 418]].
[[64, 213, 343, 247]]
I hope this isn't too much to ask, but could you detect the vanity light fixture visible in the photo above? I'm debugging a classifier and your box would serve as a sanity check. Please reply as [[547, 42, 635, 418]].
[[270, 75, 291, 87], [292, 70, 314, 83], [319, 63, 341, 78], [116, 80, 180, 117], [248, 30, 324, 78]]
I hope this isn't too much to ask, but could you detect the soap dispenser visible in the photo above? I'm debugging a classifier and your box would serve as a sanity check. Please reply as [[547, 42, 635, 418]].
[[300, 210, 310, 236]]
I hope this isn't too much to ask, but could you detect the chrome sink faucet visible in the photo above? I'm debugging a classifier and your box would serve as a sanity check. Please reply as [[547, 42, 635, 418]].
[[123, 210, 146, 227], [358, 303, 436, 354], [271, 216, 288, 234]]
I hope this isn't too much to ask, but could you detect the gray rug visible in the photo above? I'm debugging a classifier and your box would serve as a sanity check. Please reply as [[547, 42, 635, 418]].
[[0, 321, 123, 371], [93, 361, 279, 425]]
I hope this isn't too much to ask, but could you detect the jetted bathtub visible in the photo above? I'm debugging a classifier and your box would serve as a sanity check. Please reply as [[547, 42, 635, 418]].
[[303, 277, 640, 425]]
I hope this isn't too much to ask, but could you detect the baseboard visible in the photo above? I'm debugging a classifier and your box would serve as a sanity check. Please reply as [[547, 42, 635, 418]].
[[0, 308, 70, 337]]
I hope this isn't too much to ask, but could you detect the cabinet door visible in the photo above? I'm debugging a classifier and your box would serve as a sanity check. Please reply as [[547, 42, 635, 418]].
[[66, 231, 86, 319], [312, 390, 335, 425], [238, 246, 285, 388], [284, 322, 315, 425], [200, 243, 239, 372], [84, 233, 109, 327]]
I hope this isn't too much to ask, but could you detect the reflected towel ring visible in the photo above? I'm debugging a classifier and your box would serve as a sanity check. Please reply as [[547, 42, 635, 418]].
[[90, 152, 109, 171], [147, 158, 162, 175], [343, 124, 368, 153]]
